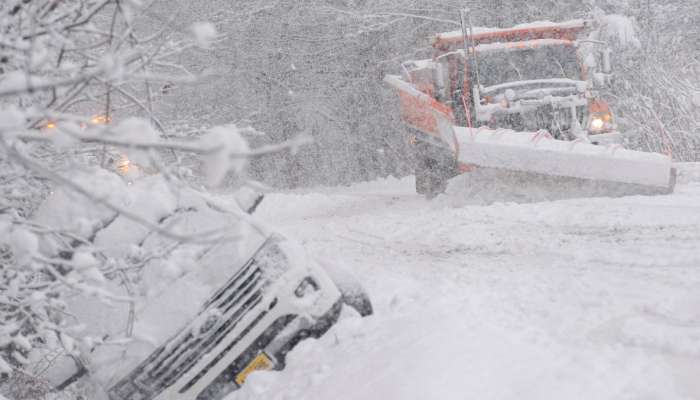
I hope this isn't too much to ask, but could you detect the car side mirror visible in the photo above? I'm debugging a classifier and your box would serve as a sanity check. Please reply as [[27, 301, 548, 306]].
[[234, 187, 265, 214]]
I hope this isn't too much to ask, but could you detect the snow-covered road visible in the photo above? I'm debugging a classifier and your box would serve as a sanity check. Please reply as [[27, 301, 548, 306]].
[[231, 165, 700, 400]]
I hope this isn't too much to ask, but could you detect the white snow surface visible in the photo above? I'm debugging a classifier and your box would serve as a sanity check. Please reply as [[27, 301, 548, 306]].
[[201, 125, 250, 186], [228, 164, 700, 400], [190, 21, 218, 49], [596, 14, 641, 49]]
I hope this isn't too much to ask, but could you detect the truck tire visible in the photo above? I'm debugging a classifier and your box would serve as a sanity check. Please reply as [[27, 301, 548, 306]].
[[415, 154, 439, 197], [414, 142, 456, 198]]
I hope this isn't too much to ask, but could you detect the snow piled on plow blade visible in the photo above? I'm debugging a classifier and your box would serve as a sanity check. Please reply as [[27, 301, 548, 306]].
[[436, 116, 675, 193], [453, 126, 674, 190]]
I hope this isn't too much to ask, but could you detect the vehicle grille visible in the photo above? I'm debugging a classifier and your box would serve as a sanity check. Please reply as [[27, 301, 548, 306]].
[[493, 104, 585, 139], [108, 239, 281, 400]]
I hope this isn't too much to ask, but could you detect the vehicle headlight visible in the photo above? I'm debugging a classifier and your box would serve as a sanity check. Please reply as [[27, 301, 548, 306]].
[[117, 154, 131, 175], [588, 111, 613, 134], [590, 117, 604, 131], [255, 238, 290, 279]]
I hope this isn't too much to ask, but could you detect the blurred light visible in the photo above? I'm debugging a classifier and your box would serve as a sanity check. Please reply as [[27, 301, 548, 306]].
[[590, 117, 604, 131], [91, 115, 111, 125], [117, 155, 131, 175]]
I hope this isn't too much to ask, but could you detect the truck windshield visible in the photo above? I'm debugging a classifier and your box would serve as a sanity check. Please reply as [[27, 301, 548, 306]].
[[477, 45, 581, 87]]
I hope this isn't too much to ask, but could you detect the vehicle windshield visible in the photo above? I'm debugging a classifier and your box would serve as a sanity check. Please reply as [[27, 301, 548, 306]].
[[477, 45, 581, 88]]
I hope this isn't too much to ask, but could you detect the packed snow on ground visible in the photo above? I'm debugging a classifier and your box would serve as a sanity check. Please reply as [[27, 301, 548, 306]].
[[228, 163, 700, 400]]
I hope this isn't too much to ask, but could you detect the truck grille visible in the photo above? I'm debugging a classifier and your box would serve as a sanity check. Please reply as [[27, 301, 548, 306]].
[[108, 239, 283, 400], [493, 104, 585, 139]]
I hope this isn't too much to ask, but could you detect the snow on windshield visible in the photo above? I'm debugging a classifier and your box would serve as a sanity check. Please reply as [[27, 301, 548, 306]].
[[478, 45, 581, 87]]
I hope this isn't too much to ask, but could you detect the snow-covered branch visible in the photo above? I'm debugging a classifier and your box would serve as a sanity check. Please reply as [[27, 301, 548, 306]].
[[0, 1, 292, 394]]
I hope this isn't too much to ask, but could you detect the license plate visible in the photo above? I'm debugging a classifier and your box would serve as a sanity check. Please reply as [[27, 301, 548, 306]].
[[235, 352, 274, 385]]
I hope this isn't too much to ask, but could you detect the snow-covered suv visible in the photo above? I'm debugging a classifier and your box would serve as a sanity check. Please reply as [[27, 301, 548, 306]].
[[33, 170, 370, 400]]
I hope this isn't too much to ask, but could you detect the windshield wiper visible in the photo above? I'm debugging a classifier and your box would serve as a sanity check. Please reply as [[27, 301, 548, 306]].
[[482, 78, 584, 94]]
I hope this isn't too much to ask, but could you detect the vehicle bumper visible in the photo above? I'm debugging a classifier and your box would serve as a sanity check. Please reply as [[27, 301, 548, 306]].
[[194, 298, 344, 400], [106, 239, 343, 400], [589, 131, 622, 145]]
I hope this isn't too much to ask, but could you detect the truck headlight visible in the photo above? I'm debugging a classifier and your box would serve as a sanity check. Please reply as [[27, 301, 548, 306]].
[[590, 117, 604, 131], [588, 112, 613, 134], [255, 237, 290, 279]]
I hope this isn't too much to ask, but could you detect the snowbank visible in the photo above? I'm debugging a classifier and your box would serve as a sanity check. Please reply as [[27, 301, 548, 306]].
[[238, 172, 700, 400], [675, 162, 700, 184]]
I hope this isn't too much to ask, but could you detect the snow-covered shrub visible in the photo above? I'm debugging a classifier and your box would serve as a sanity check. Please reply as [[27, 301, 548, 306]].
[[603, 2, 700, 160], [0, 1, 289, 397]]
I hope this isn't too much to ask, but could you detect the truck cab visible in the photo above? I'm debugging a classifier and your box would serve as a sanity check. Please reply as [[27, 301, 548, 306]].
[[382, 19, 664, 197], [391, 20, 620, 146]]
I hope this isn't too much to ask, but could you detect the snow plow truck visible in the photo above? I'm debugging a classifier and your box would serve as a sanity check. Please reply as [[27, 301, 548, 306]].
[[385, 17, 676, 197]]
